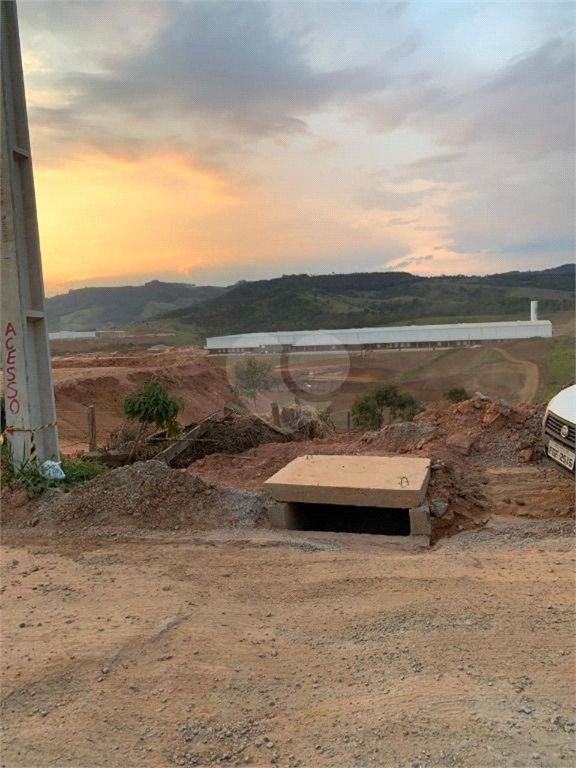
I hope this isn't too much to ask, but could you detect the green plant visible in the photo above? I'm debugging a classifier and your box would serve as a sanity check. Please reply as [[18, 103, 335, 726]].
[[351, 384, 423, 430], [1, 442, 105, 498], [444, 386, 470, 403], [233, 357, 275, 402], [123, 377, 181, 460], [351, 393, 383, 430]]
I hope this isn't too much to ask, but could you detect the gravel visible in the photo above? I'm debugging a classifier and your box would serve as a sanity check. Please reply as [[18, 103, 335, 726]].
[[37, 460, 267, 532]]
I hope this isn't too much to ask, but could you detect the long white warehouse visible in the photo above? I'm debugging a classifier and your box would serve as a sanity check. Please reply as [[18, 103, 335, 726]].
[[206, 319, 552, 354]]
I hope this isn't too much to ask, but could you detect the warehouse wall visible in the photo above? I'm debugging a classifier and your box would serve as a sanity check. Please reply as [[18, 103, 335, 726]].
[[206, 320, 552, 353]]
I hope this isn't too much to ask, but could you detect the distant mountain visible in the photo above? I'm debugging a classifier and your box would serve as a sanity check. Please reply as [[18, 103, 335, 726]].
[[164, 264, 575, 338], [46, 280, 228, 332], [46, 264, 575, 336]]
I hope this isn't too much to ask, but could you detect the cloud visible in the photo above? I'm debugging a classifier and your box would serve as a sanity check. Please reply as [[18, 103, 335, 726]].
[[385, 254, 434, 271], [363, 37, 574, 160], [355, 37, 575, 271], [404, 151, 467, 169], [27, 0, 393, 169]]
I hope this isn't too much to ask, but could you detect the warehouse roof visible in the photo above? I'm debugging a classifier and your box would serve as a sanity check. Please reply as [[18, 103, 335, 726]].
[[206, 319, 552, 348]]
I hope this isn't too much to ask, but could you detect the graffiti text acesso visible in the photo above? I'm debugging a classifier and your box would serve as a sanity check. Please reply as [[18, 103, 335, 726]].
[[4, 322, 20, 415]]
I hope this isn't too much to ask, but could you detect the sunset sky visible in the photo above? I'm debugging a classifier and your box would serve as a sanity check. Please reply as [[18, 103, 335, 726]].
[[19, 1, 575, 295]]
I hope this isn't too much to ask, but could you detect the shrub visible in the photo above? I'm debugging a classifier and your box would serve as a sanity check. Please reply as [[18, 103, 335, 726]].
[[444, 386, 470, 403], [351, 385, 423, 429], [1, 442, 105, 498], [351, 393, 384, 430], [233, 357, 275, 402]]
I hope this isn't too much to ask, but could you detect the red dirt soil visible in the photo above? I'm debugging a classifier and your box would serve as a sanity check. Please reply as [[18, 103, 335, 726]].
[[187, 396, 575, 540], [51, 348, 239, 451]]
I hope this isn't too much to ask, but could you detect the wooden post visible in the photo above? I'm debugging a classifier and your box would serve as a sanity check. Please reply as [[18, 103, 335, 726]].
[[88, 405, 96, 452], [347, 411, 351, 432], [271, 401, 281, 427]]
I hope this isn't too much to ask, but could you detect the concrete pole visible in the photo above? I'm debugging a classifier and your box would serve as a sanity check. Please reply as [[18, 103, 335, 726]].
[[1, 0, 59, 464]]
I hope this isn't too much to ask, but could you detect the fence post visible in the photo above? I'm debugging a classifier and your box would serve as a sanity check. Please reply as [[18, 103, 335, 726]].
[[347, 411, 351, 432], [88, 405, 96, 452], [271, 401, 281, 427]]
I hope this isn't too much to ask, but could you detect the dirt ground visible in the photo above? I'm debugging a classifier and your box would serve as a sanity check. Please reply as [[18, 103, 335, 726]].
[[1, 518, 575, 768], [212, 335, 568, 432], [2, 329, 575, 767]]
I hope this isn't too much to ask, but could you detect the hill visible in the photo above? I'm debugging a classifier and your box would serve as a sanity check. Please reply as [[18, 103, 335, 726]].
[[45, 264, 574, 336], [46, 280, 228, 332], [164, 264, 575, 338]]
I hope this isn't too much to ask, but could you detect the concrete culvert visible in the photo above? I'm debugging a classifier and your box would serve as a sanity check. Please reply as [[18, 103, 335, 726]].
[[264, 454, 432, 544], [282, 502, 411, 536]]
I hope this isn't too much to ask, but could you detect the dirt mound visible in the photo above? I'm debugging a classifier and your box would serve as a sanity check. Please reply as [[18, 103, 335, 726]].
[[169, 414, 293, 468], [53, 349, 240, 450], [29, 461, 267, 532], [361, 395, 545, 466]]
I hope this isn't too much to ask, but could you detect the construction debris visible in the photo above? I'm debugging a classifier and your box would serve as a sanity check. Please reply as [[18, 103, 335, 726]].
[[89, 404, 335, 469]]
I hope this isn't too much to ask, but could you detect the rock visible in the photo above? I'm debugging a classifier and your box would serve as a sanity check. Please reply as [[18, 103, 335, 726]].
[[429, 498, 448, 518], [518, 448, 533, 463], [446, 432, 478, 456]]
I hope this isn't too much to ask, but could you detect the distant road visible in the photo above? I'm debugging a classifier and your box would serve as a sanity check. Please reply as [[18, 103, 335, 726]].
[[488, 346, 540, 403], [49, 331, 96, 341]]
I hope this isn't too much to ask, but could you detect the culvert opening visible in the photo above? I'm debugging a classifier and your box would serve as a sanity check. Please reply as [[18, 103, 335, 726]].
[[286, 502, 411, 536]]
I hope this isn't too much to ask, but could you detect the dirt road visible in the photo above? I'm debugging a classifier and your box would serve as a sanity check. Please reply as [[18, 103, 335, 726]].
[[487, 347, 540, 404], [2, 521, 574, 768]]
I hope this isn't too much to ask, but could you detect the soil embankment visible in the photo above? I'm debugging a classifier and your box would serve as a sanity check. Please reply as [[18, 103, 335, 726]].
[[51, 348, 239, 451]]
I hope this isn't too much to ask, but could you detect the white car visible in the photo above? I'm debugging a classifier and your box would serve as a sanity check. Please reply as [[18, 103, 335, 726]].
[[542, 384, 575, 473]]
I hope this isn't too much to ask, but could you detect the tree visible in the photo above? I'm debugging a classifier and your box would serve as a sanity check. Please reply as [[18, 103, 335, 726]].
[[444, 386, 470, 403], [351, 393, 383, 430], [233, 357, 275, 403], [123, 377, 181, 460], [351, 385, 423, 430]]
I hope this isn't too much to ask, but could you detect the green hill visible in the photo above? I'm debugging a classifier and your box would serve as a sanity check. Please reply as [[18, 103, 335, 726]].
[[46, 264, 574, 337], [164, 264, 575, 338], [46, 280, 228, 332]]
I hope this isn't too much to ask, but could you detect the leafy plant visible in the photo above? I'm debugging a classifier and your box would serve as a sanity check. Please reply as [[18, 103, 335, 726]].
[[351, 393, 383, 430], [444, 386, 470, 403], [351, 384, 423, 430], [233, 357, 275, 403], [123, 377, 181, 460], [1, 442, 105, 498]]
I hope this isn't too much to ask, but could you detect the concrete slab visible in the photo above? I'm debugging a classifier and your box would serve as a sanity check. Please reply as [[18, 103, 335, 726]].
[[264, 455, 431, 509]]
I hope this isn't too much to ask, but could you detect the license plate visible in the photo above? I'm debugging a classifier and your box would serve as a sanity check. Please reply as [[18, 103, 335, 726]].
[[548, 439, 575, 471]]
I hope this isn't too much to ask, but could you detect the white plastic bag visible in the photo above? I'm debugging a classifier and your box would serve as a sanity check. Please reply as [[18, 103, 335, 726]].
[[40, 460, 66, 480]]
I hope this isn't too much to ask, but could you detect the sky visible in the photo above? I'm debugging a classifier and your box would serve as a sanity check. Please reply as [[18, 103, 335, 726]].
[[18, 0, 575, 294]]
